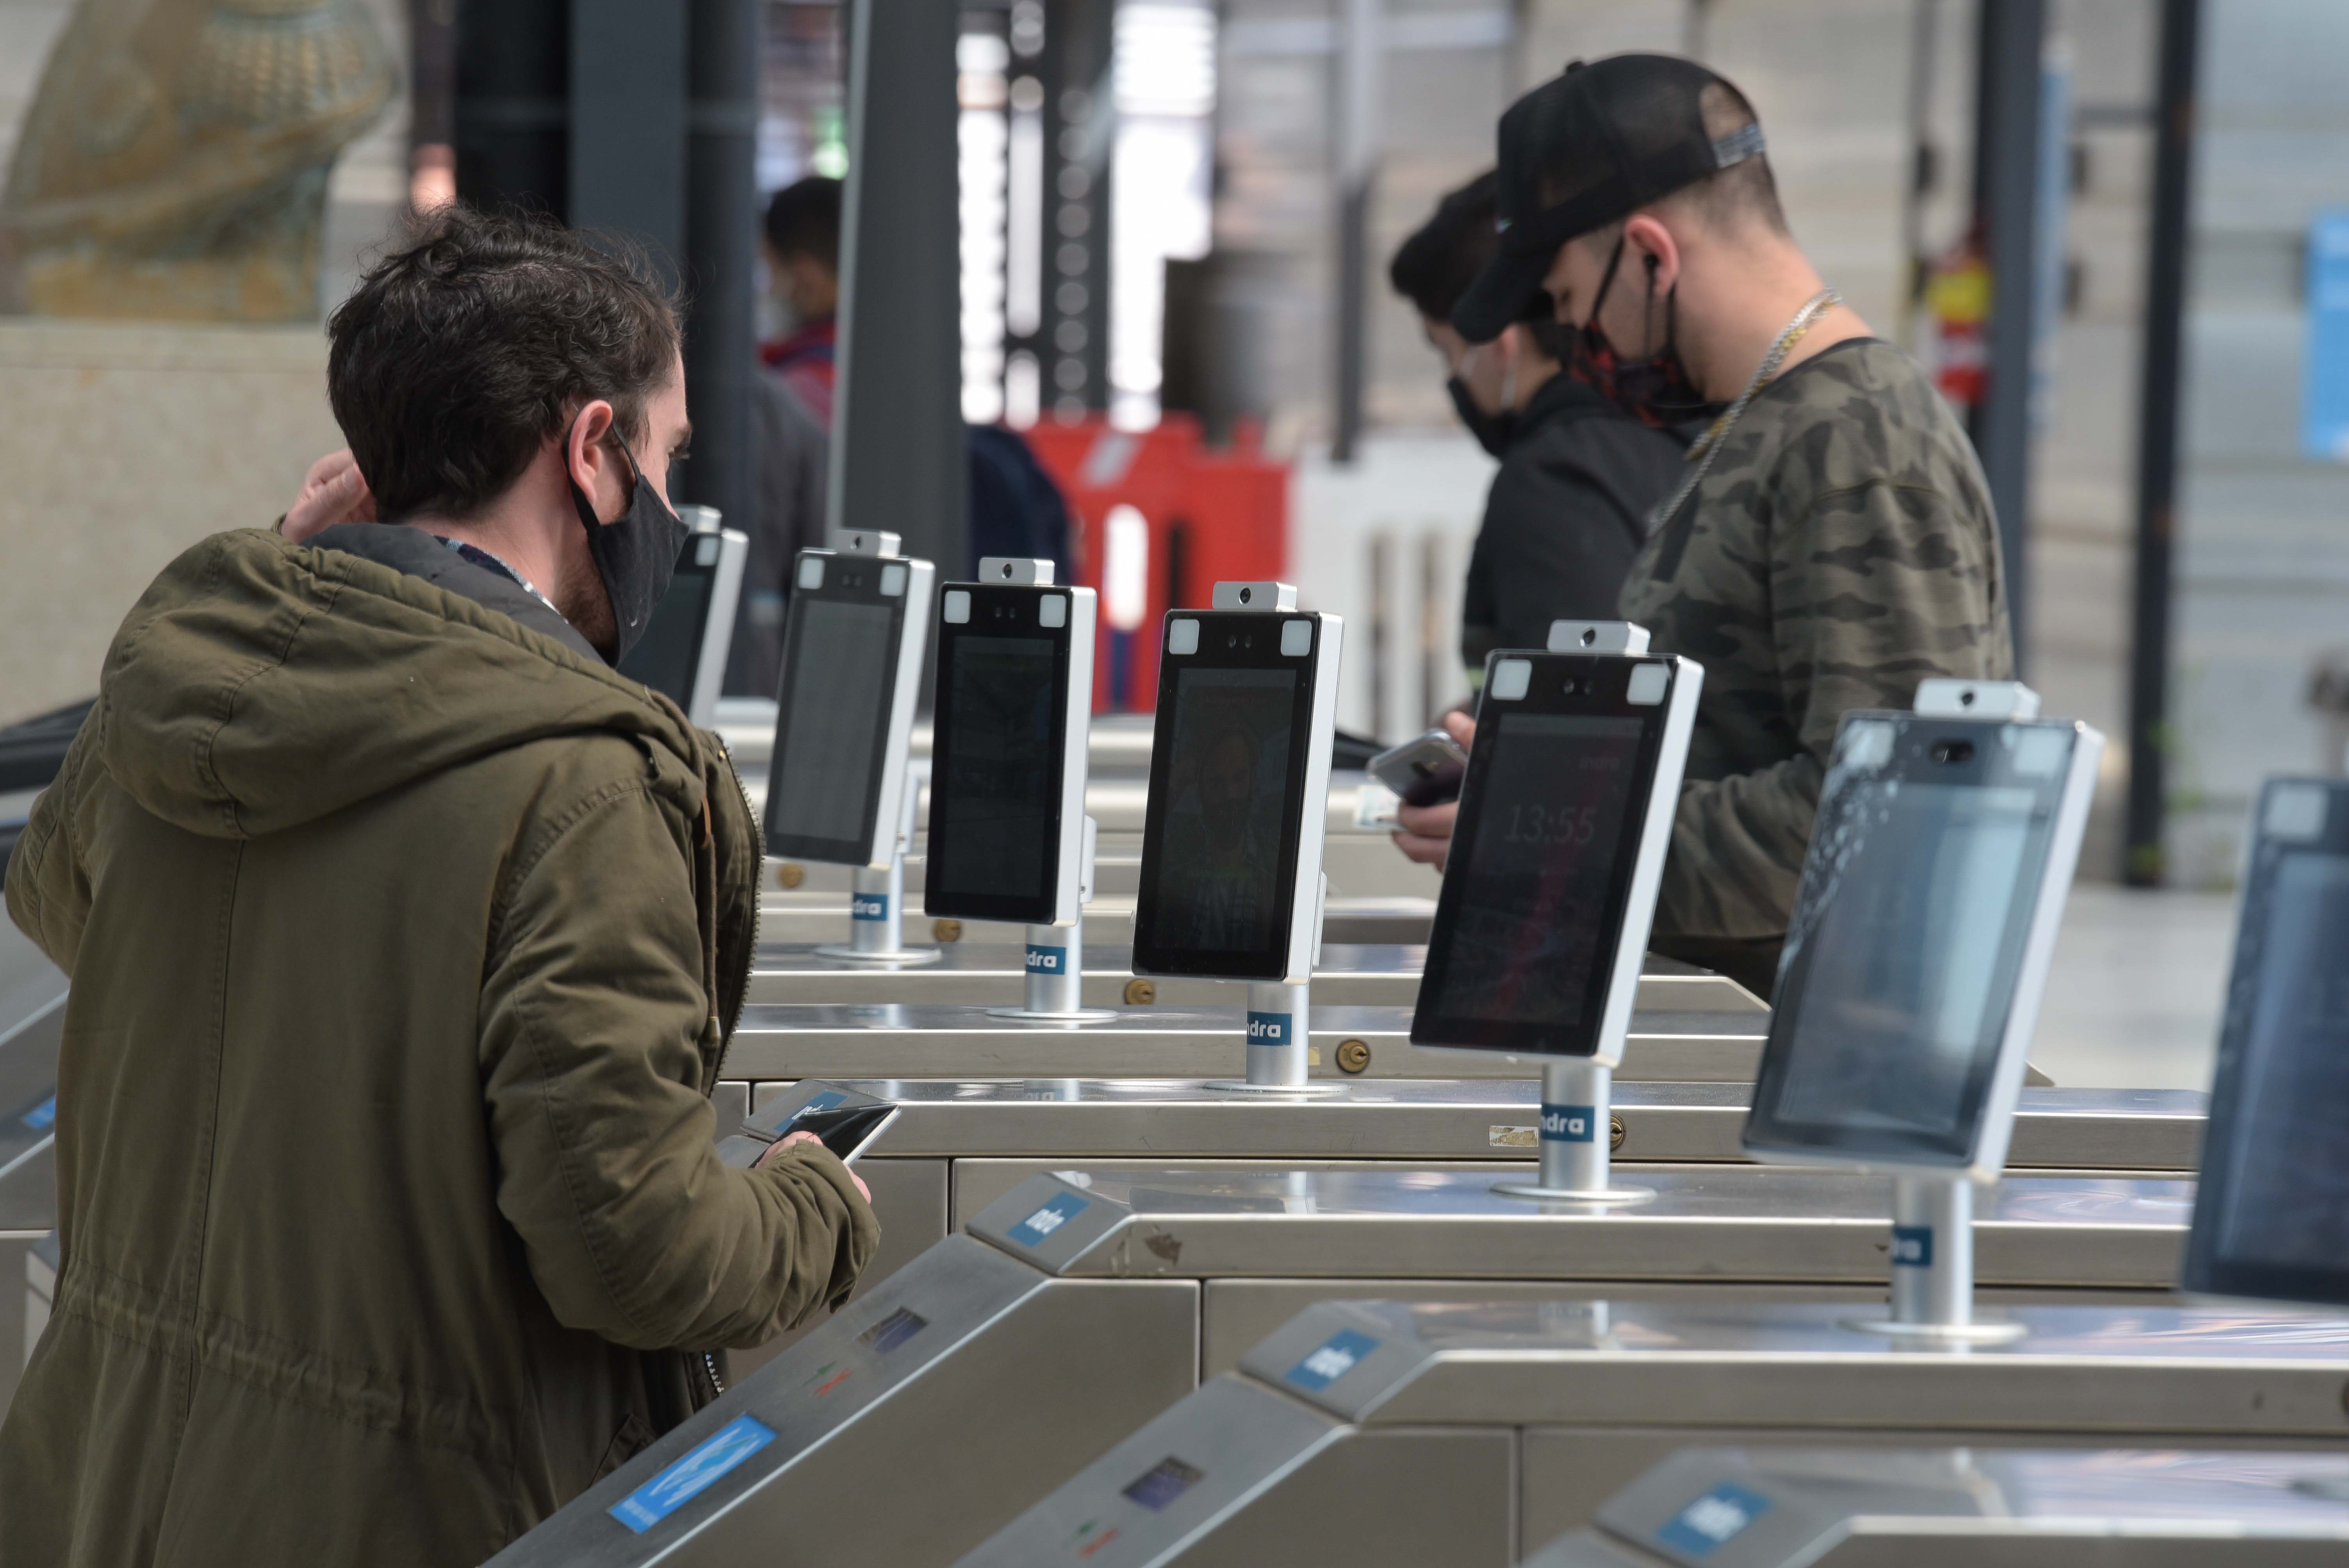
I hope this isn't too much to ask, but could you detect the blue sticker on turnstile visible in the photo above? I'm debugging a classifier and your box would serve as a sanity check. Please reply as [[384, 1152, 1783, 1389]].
[[20, 1095, 55, 1131], [606, 1414, 778, 1534], [1656, 1481, 1773, 1556], [1025, 943, 1068, 975], [1891, 1225, 1934, 1268], [1540, 1103, 1595, 1143], [1006, 1192, 1089, 1247], [1246, 1010, 1293, 1046], [1283, 1329, 1379, 1392], [851, 892, 888, 922]]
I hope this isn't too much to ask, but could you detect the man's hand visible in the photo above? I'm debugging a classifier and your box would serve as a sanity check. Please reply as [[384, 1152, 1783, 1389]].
[[1391, 709, 1476, 872], [760, 1129, 871, 1203], [281, 449, 376, 542]]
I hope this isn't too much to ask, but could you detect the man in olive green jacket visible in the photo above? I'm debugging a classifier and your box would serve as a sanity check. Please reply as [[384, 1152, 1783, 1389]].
[[2, 208, 877, 1564]]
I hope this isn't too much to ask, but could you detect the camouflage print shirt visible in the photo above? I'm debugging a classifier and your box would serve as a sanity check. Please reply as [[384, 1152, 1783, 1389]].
[[1619, 338, 2014, 941]]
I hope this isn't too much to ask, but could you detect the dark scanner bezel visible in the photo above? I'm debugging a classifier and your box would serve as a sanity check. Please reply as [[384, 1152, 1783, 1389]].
[[1741, 712, 2075, 1170], [614, 535, 720, 708], [2182, 777, 2349, 1307], [763, 558, 910, 865], [922, 582, 1077, 926], [1132, 610, 1323, 981], [1409, 652, 1672, 1057]]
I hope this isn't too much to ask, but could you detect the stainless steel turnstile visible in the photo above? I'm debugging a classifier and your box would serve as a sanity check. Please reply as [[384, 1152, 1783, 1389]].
[[488, 1166, 2214, 1568], [745, 945, 1762, 1010], [725, 1080, 2206, 1361], [720, 1005, 1774, 1083], [0, 927, 65, 1416], [959, 1297, 2349, 1567], [1528, 1445, 2349, 1566]]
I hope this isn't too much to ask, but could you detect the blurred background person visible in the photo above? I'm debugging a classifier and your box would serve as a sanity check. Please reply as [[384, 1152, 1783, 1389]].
[[1390, 171, 1690, 685]]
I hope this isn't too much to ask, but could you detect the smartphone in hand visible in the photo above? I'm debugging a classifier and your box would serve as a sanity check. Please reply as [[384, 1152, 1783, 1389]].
[[1368, 728, 1469, 807]]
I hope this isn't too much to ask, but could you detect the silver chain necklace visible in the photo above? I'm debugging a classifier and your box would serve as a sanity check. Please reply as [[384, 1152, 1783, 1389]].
[[1647, 287, 1842, 535]]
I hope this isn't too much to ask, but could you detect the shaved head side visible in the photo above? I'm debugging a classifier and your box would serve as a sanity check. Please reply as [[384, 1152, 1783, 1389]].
[[1659, 82, 1789, 235]]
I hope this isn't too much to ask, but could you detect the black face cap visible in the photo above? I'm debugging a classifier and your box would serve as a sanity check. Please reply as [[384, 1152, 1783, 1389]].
[[1452, 53, 1767, 344]]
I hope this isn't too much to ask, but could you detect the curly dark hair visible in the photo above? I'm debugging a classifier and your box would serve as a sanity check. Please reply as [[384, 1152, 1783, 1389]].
[[326, 205, 683, 521]]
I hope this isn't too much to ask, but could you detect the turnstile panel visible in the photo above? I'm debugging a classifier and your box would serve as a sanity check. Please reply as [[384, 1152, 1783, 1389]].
[[1530, 1446, 2349, 1567], [486, 1237, 1196, 1568], [963, 1168, 2193, 1288], [723, 1005, 1770, 1082]]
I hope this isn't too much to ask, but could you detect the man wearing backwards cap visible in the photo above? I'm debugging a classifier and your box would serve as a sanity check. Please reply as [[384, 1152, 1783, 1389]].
[[1394, 55, 2011, 998]]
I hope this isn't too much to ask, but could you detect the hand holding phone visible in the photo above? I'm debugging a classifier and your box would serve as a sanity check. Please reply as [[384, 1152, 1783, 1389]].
[[761, 1129, 872, 1203], [1369, 726, 1469, 807]]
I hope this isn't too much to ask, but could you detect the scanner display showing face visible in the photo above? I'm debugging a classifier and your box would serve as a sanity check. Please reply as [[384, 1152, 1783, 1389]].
[[1430, 713, 1645, 1029], [2210, 849, 2349, 1273], [1153, 666, 1296, 958], [931, 634, 1058, 903], [773, 598, 895, 848]]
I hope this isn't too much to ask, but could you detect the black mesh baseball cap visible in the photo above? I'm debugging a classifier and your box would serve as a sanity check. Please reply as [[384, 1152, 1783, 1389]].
[[1453, 54, 1768, 344]]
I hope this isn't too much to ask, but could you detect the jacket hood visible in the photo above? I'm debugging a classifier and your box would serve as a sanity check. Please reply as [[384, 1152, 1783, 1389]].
[[97, 529, 707, 840]]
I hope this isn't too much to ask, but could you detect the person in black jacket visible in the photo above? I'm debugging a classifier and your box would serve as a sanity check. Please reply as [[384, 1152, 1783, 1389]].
[[1391, 172, 1690, 679]]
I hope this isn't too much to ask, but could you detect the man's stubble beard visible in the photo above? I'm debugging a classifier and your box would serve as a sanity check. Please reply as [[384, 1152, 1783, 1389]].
[[554, 547, 619, 659]]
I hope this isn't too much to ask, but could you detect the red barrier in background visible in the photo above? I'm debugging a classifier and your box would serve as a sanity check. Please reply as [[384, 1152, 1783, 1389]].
[[1023, 414, 1288, 712]]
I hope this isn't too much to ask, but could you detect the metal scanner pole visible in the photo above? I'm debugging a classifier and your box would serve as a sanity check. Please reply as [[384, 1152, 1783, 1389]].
[[825, 761, 942, 966], [989, 817, 1116, 1022], [1847, 1174, 2026, 1343], [1492, 1058, 1654, 1205]]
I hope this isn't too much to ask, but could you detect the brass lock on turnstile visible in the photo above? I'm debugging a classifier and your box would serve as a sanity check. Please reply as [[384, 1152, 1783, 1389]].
[[775, 862, 805, 888], [1333, 1039, 1371, 1074], [932, 919, 962, 943], [1610, 1114, 1626, 1152], [1123, 978, 1156, 1005]]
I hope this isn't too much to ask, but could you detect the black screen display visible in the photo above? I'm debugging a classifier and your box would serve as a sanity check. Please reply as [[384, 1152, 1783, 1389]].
[[2206, 849, 2349, 1277], [926, 632, 1062, 919], [615, 542, 715, 707], [768, 596, 898, 857], [1423, 714, 1645, 1032], [1142, 665, 1299, 969], [1746, 716, 2075, 1165]]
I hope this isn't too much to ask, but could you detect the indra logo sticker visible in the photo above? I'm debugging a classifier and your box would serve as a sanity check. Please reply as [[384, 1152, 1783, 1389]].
[[851, 892, 889, 922], [1246, 1010, 1291, 1045], [1283, 1329, 1378, 1392], [1656, 1481, 1773, 1556], [1025, 944, 1068, 975], [1540, 1103, 1595, 1143], [1891, 1225, 1934, 1268], [1007, 1192, 1089, 1248]]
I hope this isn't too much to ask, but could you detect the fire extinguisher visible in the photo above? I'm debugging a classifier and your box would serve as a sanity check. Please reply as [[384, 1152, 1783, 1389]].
[[1925, 225, 1992, 416]]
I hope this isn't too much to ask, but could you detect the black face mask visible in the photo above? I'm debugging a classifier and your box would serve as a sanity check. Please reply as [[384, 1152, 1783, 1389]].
[[567, 421, 689, 666], [1446, 375, 1517, 458], [1570, 237, 1715, 429]]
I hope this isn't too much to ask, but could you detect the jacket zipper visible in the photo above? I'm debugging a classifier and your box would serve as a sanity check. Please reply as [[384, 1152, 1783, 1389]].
[[712, 735, 761, 1076], [701, 1350, 727, 1398]]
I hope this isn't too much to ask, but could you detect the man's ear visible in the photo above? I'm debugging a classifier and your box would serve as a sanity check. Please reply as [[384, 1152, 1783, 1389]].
[[1622, 214, 1681, 297], [563, 400, 618, 501]]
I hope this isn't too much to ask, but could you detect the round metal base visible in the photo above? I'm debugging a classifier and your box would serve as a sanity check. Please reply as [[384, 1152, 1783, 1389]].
[[1201, 1078, 1348, 1097], [1491, 1180, 1657, 1206], [983, 1006, 1122, 1024], [1841, 1316, 2031, 1345], [810, 944, 945, 966]]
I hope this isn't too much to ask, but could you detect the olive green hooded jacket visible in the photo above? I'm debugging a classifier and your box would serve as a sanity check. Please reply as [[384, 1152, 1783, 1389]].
[[0, 526, 878, 1566]]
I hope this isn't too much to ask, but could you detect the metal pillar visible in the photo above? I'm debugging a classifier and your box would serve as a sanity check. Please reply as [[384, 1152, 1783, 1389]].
[[1205, 981, 1340, 1095], [1971, 0, 2049, 676], [681, 0, 760, 541], [1492, 1059, 1654, 1204], [815, 763, 943, 965], [2124, 0, 2202, 887], [1331, 0, 1379, 463], [1032, 0, 1116, 420], [832, 0, 968, 572], [1848, 1176, 2026, 1343], [989, 818, 1117, 1021], [569, 0, 687, 282]]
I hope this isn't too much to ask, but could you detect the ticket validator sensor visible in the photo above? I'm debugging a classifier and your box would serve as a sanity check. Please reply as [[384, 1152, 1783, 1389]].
[[763, 530, 939, 964], [1742, 679, 2103, 1342], [1132, 583, 1343, 1091], [1412, 620, 1701, 1203], [922, 558, 1112, 1021]]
